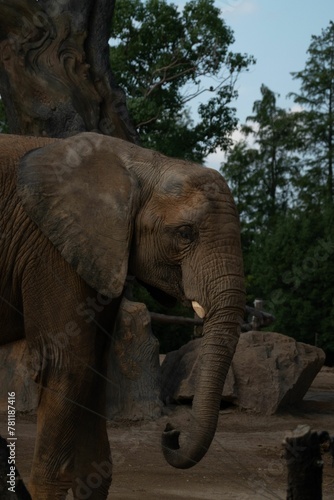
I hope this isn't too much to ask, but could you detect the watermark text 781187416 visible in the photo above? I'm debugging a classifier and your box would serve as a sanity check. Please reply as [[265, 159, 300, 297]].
[[7, 391, 16, 493]]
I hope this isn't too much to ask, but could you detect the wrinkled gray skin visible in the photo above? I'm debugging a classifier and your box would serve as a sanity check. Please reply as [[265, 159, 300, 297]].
[[0, 132, 245, 499]]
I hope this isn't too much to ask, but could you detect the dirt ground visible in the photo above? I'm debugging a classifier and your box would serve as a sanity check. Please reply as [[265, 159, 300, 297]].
[[4, 367, 334, 499]]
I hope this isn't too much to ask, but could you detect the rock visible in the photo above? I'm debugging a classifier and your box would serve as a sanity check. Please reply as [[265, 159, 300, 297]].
[[0, 300, 163, 421], [161, 339, 199, 404], [106, 299, 163, 420], [0, 340, 39, 413], [161, 331, 326, 414]]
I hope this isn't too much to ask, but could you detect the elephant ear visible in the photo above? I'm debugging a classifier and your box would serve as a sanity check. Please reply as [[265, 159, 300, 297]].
[[17, 132, 138, 298]]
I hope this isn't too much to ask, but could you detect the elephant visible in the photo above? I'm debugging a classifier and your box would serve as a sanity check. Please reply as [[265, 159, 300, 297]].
[[0, 132, 245, 499]]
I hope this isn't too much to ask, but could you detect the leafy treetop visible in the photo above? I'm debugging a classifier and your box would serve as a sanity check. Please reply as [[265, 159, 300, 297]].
[[110, 0, 255, 161]]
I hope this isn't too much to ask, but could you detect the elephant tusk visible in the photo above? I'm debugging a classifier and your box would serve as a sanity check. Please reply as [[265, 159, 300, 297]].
[[192, 301, 206, 319]]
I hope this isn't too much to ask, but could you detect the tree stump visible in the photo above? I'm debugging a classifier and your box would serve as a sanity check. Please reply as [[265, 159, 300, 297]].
[[106, 299, 163, 421], [283, 424, 329, 500]]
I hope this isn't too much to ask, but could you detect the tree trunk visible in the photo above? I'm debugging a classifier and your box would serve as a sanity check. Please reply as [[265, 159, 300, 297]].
[[107, 299, 162, 421], [0, 0, 139, 143], [283, 425, 329, 500], [0, 0, 163, 422]]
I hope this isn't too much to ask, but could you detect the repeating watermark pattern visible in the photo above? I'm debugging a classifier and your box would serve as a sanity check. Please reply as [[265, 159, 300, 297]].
[[0, 204, 330, 499], [0, 226, 284, 499], [0, 1, 284, 498]]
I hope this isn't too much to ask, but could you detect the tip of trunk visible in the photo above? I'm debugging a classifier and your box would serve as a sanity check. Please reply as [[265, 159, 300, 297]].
[[161, 307, 244, 469], [161, 423, 211, 469]]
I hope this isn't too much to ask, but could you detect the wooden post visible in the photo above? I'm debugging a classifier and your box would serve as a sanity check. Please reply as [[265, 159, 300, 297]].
[[251, 299, 264, 330], [283, 425, 330, 500]]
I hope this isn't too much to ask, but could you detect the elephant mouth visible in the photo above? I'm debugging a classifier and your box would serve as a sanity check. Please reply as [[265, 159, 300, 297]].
[[137, 280, 178, 308], [137, 281, 206, 318]]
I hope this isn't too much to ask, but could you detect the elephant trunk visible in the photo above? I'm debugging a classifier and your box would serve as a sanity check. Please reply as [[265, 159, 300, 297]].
[[162, 279, 245, 469]]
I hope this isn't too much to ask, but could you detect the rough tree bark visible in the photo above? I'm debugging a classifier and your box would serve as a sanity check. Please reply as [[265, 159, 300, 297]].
[[0, 0, 138, 142], [0, 0, 162, 421]]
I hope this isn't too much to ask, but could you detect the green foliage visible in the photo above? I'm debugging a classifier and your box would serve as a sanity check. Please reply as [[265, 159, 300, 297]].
[[289, 20, 334, 205], [111, 0, 254, 161], [110, 0, 254, 349], [247, 208, 334, 355], [221, 85, 301, 233], [221, 22, 334, 363]]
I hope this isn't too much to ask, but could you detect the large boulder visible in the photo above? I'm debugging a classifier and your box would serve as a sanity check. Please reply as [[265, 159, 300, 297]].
[[161, 331, 326, 414], [0, 299, 163, 421]]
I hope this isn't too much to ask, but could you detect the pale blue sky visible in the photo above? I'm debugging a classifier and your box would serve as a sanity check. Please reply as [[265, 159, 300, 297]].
[[221, 0, 332, 122], [186, 0, 332, 168]]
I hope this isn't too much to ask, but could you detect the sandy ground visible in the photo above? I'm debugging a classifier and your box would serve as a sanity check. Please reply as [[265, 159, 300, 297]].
[[3, 367, 334, 499]]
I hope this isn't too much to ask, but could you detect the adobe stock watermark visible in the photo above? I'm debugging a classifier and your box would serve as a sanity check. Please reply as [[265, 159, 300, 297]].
[[74, 460, 112, 500]]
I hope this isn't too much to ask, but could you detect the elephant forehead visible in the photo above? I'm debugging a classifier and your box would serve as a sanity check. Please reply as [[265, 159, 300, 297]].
[[150, 191, 224, 228], [160, 182, 230, 214], [152, 184, 205, 212], [144, 164, 235, 223], [161, 166, 230, 200]]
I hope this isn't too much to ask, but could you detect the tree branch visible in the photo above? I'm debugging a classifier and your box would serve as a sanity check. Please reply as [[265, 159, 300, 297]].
[[136, 112, 161, 128], [144, 63, 197, 98]]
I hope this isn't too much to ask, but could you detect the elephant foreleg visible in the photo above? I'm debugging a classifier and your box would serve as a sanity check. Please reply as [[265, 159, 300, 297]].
[[71, 414, 112, 500], [27, 348, 112, 500], [22, 256, 114, 499]]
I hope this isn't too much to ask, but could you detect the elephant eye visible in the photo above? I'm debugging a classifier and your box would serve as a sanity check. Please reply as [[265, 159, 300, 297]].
[[177, 225, 196, 242]]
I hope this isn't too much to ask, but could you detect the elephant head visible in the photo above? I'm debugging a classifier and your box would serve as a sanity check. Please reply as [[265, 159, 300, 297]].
[[17, 132, 245, 470]]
